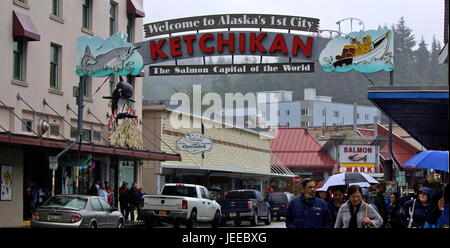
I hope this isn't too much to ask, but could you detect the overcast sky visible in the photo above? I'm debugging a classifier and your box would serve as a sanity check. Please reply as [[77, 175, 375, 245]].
[[143, 0, 446, 47]]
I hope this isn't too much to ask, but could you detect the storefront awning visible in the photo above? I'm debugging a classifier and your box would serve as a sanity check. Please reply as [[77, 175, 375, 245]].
[[368, 86, 449, 150], [0, 132, 181, 161], [161, 162, 296, 178], [13, 11, 40, 41], [127, 0, 145, 18]]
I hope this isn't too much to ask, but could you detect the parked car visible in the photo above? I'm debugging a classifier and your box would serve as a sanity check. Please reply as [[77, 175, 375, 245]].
[[31, 195, 124, 228], [218, 189, 271, 226], [267, 192, 294, 221], [141, 183, 221, 228]]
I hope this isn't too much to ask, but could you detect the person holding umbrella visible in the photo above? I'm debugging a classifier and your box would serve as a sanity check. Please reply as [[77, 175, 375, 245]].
[[335, 185, 383, 228], [403, 187, 435, 228]]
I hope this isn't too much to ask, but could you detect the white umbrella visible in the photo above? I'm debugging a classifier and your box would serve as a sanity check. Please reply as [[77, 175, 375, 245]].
[[319, 172, 379, 191]]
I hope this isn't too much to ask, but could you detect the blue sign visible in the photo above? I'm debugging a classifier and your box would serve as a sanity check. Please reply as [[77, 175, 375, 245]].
[[76, 32, 143, 77], [319, 29, 394, 73]]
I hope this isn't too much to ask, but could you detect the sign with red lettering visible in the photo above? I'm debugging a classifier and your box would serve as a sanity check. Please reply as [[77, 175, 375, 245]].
[[339, 145, 376, 164], [135, 32, 329, 66]]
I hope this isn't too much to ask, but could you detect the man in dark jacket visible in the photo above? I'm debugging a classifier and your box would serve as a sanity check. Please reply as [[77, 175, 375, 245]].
[[374, 181, 388, 228], [286, 178, 333, 228], [128, 183, 141, 223], [119, 182, 129, 221]]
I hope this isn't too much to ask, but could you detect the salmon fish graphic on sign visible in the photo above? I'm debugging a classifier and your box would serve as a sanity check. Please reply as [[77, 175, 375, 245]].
[[76, 32, 143, 77], [319, 28, 394, 73]]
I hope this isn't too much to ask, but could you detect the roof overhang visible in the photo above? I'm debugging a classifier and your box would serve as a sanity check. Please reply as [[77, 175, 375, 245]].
[[13, 11, 40, 41], [161, 162, 295, 178], [0, 132, 181, 161], [368, 86, 449, 150], [127, 0, 145, 18]]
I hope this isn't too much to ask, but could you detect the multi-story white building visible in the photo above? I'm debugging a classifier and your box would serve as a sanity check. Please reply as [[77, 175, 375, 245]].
[[0, 0, 179, 227], [258, 88, 381, 127]]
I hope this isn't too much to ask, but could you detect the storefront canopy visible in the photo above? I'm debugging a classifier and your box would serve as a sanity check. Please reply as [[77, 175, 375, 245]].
[[0, 132, 181, 161], [368, 86, 449, 150]]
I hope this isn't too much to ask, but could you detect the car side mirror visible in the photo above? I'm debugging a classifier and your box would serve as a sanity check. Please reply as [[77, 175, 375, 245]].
[[110, 207, 117, 212]]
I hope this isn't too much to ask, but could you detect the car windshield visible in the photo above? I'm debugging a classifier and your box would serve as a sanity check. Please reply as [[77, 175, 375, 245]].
[[225, 191, 257, 200], [268, 194, 288, 203], [162, 186, 197, 197], [42, 196, 88, 209]]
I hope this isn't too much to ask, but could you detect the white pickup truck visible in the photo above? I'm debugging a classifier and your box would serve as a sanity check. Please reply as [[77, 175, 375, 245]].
[[141, 183, 222, 228]]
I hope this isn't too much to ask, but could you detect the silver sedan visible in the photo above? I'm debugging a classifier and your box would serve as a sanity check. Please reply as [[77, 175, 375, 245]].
[[31, 195, 125, 228]]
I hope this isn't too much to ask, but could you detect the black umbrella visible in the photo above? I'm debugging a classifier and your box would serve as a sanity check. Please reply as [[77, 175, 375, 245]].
[[208, 186, 222, 192]]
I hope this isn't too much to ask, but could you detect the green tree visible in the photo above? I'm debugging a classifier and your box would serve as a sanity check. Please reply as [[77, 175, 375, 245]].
[[414, 37, 430, 80], [393, 17, 417, 84]]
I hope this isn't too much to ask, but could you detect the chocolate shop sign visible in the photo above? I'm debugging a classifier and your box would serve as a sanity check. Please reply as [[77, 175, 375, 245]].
[[136, 14, 329, 76], [176, 133, 213, 154]]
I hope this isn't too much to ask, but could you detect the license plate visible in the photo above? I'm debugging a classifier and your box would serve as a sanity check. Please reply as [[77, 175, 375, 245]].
[[273, 207, 279, 211], [48, 214, 62, 221], [158, 211, 167, 216], [229, 213, 236, 217]]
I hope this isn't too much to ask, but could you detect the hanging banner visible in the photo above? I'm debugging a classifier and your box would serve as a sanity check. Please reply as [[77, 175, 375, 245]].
[[76, 32, 144, 77], [319, 28, 394, 73], [144, 14, 320, 38]]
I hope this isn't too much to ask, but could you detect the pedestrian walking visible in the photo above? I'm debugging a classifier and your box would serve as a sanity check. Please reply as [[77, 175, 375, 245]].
[[328, 187, 346, 225], [403, 187, 434, 228], [373, 182, 388, 227], [436, 184, 449, 228], [104, 181, 114, 206], [98, 183, 109, 202], [128, 183, 140, 223], [316, 188, 331, 203], [138, 187, 146, 221], [88, 180, 101, 196], [334, 185, 383, 228], [387, 192, 404, 228], [362, 188, 379, 213], [286, 178, 333, 228], [119, 182, 129, 220]]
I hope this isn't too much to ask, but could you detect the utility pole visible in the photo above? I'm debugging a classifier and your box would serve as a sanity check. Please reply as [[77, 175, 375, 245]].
[[51, 76, 86, 196]]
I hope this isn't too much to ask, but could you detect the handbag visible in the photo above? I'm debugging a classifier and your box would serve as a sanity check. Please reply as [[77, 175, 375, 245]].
[[362, 204, 374, 228]]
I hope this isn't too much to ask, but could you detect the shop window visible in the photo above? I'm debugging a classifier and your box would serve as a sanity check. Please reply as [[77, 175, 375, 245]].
[[333, 111, 339, 117], [22, 119, 33, 132], [286, 110, 290, 115], [365, 114, 369, 120], [357, 113, 360, 119], [322, 109, 326, 116], [50, 124, 60, 137]]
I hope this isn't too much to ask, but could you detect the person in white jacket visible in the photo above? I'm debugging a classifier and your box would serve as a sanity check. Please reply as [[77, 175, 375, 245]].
[[335, 185, 383, 228], [98, 183, 110, 203]]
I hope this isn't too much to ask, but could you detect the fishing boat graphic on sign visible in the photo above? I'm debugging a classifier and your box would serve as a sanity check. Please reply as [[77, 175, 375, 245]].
[[319, 29, 393, 73]]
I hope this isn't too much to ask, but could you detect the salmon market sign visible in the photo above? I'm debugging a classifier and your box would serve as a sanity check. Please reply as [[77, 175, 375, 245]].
[[135, 14, 330, 75]]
